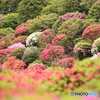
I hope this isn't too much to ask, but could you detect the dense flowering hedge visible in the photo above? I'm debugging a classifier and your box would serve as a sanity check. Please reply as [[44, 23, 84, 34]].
[[0, 40, 6, 49], [0, 28, 14, 39], [11, 36, 28, 45], [2, 56, 26, 70], [10, 47, 26, 59], [0, 48, 14, 64], [28, 64, 45, 70], [0, 57, 100, 100], [14, 20, 32, 37], [74, 40, 92, 60], [2, 34, 15, 47], [26, 32, 42, 47], [56, 57, 75, 68], [59, 13, 86, 20], [41, 44, 66, 61], [22, 46, 39, 65], [87, 1, 100, 22], [8, 43, 25, 49], [51, 34, 67, 46], [82, 24, 100, 41], [38, 29, 55, 44]]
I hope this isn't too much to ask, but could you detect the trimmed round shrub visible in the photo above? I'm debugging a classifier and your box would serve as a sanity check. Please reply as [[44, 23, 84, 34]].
[[0, 28, 14, 39], [17, 0, 48, 23], [0, 40, 6, 50], [91, 37, 100, 55], [14, 20, 32, 37], [51, 34, 67, 46], [74, 40, 92, 59], [41, 44, 67, 66], [82, 24, 100, 41], [0, 48, 14, 64], [37, 29, 55, 50], [27, 13, 58, 33], [58, 18, 84, 36], [57, 18, 84, 49], [11, 36, 28, 45], [56, 57, 75, 68], [10, 47, 26, 59], [22, 46, 39, 65], [87, 2, 100, 22], [80, 0, 97, 13], [0, 13, 19, 29], [2, 56, 26, 70], [2, 34, 15, 48], [8, 43, 25, 49], [53, 12, 86, 31], [41, 0, 85, 15], [0, 0, 21, 14], [26, 32, 42, 47]]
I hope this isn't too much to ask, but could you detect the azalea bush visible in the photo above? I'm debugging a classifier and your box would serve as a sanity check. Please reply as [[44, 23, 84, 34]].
[[41, 0, 84, 15], [0, 48, 13, 64], [2, 56, 26, 70], [8, 43, 25, 49], [74, 40, 92, 59], [27, 13, 58, 33], [17, 0, 48, 23], [80, 0, 97, 13], [56, 57, 75, 68], [37, 29, 55, 50], [2, 34, 15, 48], [11, 36, 28, 45], [0, 13, 19, 29], [22, 46, 39, 65], [26, 32, 42, 47], [0, 40, 6, 49], [51, 34, 67, 46], [0, 27, 14, 39], [87, 1, 100, 22], [41, 44, 67, 66], [59, 13, 86, 20], [53, 12, 86, 31], [0, 0, 21, 14], [14, 20, 32, 37], [58, 18, 84, 37], [82, 24, 100, 41], [10, 47, 26, 59], [91, 37, 100, 55], [28, 64, 45, 70]]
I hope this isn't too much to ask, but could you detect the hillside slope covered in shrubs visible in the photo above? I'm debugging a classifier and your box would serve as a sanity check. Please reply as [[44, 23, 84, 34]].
[[0, 0, 100, 100]]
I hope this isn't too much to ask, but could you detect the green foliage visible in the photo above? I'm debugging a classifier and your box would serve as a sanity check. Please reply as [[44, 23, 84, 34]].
[[41, 0, 85, 15], [0, 13, 19, 29], [2, 34, 15, 48], [74, 40, 92, 59], [22, 46, 39, 65], [17, 0, 48, 23], [87, 2, 100, 22], [41, 0, 66, 15], [0, 0, 21, 14], [10, 47, 26, 59], [27, 13, 58, 33], [80, 0, 97, 13], [57, 18, 84, 49], [0, 28, 14, 39], [83, 18, 97, 29]]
